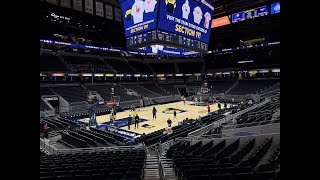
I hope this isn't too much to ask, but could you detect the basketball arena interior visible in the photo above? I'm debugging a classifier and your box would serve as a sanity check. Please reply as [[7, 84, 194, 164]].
[[40, 0, 280, 179]]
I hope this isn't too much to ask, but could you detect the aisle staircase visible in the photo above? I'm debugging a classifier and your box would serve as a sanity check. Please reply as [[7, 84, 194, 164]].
[[159, 157, 177, 180], [143, 155, 161, 180]]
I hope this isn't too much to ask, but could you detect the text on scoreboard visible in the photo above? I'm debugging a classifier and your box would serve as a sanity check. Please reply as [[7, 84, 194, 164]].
[[120, 0, 159, 37], [157, 0, 214, 43]]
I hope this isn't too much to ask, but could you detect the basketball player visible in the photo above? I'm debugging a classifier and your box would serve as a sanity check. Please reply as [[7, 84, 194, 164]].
[[173, 109, 177, 120], [127, 114, 132, 130], [110, 113, 114, 126], [167, 118, 172, 127], [152, 107, 157, 120], [207, 105, 210, 113], [113, 108, 117, 120], [132, 108, 137, 117], [134, 114, 140, 129], [183, 97, 186, 105]]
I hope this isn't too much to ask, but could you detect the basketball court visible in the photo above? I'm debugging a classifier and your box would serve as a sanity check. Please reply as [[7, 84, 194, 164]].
[[80, 101, 230, 135]]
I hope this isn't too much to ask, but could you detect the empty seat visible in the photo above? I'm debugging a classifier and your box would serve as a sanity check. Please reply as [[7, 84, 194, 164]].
[[56, 175, 73, 180], [92, 173, 106, 180], [188, 174, 210, 180], [40, 176, 56, 180], [75, 174, 90, 180], [234, 172, 255, 180]]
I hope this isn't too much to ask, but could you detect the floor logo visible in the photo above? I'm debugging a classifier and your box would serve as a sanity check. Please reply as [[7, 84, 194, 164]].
[[141, 124, 155, 129], [162, 108, 187, 114]]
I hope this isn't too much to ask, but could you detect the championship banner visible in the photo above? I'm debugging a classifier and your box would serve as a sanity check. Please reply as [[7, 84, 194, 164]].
[[95, 1, 104, 17], [60, 0, 71, 8], [73, 0, 83, 12], [85, 0, 94, 14], [46, 0, 58, 5], [115, 7, 122, 22], [105, 4, 114, 20]]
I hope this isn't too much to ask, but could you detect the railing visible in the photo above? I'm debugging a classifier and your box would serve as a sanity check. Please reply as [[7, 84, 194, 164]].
[[222, 123, 280, 137], [187, 98, 271, 137], [40, 138, 59, 155], [40, 138, 144, 155], [159, 139, 175, 157], [223, 119, 280, 130]]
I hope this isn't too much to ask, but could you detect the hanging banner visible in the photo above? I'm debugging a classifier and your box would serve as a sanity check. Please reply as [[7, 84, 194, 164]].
[[46, 0, 58, 5], [85, 0, 94, 14], [95, 1, 104, 17], [73, 0, 83, 12], [105, 4, 114, 20], [60, 0, 71, 8], [115, 7, 122, 22]]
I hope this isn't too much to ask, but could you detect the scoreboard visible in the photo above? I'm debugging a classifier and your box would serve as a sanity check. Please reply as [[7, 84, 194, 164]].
[[126, 29, 208, 51], [120, 0, 214, 54]]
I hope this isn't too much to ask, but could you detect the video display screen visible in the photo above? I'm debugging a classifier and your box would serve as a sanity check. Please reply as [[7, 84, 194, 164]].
[[157, 0, 214, 43], [120, 0, 159, 37]]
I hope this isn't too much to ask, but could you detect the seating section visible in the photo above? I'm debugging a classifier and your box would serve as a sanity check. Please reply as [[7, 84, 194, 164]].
[[136, 123, 201, 146], [177, 62, 202, 73], [106, 59, 135, 73], [139, 83, 169, 96], [167, 136, 279, 180], [40, 87, 55, 96], [40, 54, 68, 72], [128, 61, 153, 74], [236, 102, 280, 127], [85, 84, 140, 102], [62, 55, 112, 73], [149, 63, 176, 73], [228, 79, 279, 95], [122, 84, 160, 98], [40, 149, 146, 179], [207, 80, 237, 94], [50, 86, 87, 103], [158, 84, 180, 95]]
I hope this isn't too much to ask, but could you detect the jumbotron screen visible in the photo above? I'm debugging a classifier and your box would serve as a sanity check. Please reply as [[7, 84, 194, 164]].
[[120, 0, 214, 54], [121, 0, 159, 37]]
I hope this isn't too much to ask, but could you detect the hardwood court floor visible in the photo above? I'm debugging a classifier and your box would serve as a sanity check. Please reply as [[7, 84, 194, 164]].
[[93, 101, 230, 135]]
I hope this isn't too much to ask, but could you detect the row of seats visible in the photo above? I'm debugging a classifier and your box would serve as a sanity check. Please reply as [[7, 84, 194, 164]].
[[85, 84, 140, 101], [228, 79, 279, 95], [207, 80, 237, 94], [139, 83, 169, 96], [50, 86, 87, 103], [236, 102, 279, 125], [40, 150, 146, 180], [167, 136, 279, 180], [157, 84, 180, 95], [122, 84, 160, 98], [40, 54, 68, 72]]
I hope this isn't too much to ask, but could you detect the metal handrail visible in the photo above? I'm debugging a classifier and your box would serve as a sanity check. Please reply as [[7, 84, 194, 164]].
[[223, 119, 280, 130], [187, 99, 271, 137], [40, 137, 144, 155]]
